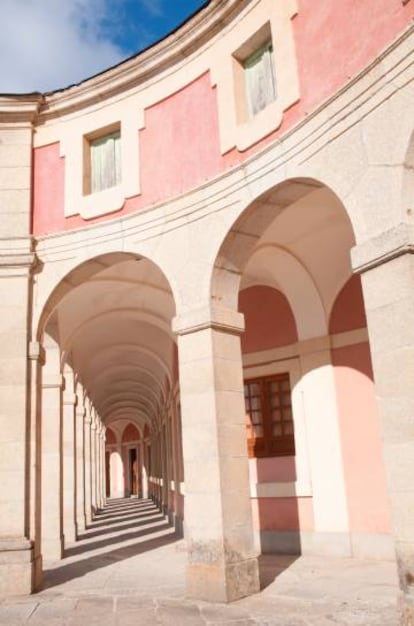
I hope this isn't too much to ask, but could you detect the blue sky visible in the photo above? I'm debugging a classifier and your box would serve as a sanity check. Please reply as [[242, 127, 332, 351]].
[[0, 0, 208, 94]]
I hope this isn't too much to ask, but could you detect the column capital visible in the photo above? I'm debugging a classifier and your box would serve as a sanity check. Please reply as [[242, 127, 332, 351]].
[[28, 341, 45, 365], [42, 373, 64, 390], [63, 392, 77, 406], [0, 238, 38, 277], [351, 223, 414, 274], [84, 416, 92, 426], [75, 407, 85, 418], [172, 305, 244, 336]]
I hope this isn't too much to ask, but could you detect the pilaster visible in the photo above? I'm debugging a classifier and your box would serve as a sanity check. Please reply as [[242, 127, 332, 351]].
[[352, 224, 414, 624], [62, 373, 77, 545], [41, 355, 64, 562], [75, 402, 86, 534], [83, 409, 93, 524]]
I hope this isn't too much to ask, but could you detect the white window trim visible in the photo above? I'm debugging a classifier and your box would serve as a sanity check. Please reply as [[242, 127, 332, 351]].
[[60, 107, 143, 220], [210, 0, 299, 153], [244, 39, 277, 118]]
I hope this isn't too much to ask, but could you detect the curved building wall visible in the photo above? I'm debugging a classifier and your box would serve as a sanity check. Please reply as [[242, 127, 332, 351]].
[[31, 0, 414, 234], [1, 0, 414, 615]]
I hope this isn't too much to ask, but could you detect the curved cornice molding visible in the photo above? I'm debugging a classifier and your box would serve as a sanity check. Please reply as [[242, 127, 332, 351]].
[[36, 0, 251, 121]]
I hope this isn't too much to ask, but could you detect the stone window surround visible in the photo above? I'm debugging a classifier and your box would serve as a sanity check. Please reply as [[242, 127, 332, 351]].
[[210, 0, 299, 153], [60, 107, 142, 220], [233, 23, 277, 122]]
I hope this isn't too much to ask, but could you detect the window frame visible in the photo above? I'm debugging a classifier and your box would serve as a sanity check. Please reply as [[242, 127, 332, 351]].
[[244, 373, 295, 459], [243, 39, 277, 118], [83, 123, 121, 196]]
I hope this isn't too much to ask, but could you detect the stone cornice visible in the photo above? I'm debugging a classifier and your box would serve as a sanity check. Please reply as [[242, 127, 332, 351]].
[[0, 253, 37, 269], [352, 224, 414, 274], [38, 0, 251, 121], [173, 305, 245, 336], [0, 94, 42, 124]]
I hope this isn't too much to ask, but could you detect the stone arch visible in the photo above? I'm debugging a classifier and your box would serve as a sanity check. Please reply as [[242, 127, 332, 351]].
[[210, 177, 355, 313], [122, 423, 141, 443], [207, 175, 391, 561], [106, 427, 117, 445]]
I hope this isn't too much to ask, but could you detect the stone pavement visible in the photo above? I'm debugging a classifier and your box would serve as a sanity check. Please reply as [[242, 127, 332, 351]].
[[0, 499, 400, 625]]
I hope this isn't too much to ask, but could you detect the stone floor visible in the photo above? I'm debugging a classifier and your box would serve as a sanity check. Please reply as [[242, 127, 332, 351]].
[[0, 499, 400, 625]]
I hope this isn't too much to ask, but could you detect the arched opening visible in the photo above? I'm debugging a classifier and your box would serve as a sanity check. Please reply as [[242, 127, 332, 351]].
[[36, 252, 183, 588], [212, 177, 392, 561]]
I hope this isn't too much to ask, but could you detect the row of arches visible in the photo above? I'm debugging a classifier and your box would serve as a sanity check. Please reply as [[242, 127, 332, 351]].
[[31, 177, 392, 600]]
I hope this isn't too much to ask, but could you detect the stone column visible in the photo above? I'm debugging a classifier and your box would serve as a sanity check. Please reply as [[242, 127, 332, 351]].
[[173, 306, 260, 603], [62, 369, 76, 545], [41, 340, 64, 561], [28, 341, 44, 590], [90, 414, 97, 515], [161, 421, 168, 514], [83, 407, 93, 525], [352, 225, 414, 624], [75, 399, 86, 534], [100, 426, 106, 508], [95, 419, 101, 510], [141, 441, 149, 498], [0, 99, 41, 596]]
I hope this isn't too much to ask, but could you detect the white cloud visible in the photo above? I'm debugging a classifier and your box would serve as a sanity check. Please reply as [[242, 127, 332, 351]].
[[0, 0, 127, 93], [139, 0, 164, 18]]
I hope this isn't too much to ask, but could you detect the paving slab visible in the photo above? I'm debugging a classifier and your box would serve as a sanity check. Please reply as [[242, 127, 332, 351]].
[[2, 499, 400, 626]]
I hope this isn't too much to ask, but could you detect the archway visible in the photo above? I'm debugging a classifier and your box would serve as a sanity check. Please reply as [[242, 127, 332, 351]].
[[35, 252, 183, 587], [211, 177, 392, 560]]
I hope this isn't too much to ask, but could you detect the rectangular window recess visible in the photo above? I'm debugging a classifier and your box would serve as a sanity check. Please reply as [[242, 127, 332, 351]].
[[84, 125, 121, 195], [244, 373, 295, 458], [243, 40, 277, 117]]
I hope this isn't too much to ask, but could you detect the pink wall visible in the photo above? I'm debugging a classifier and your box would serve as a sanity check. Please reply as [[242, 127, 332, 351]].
[[122, 423, 140, 443], [330, 276, 391, 534], [329, 274, 367, 334], [333, 343, 391, 534], [252, 497, 314, 531], [249, 456, 296, 484], [106, 427, 116, 445], [239, 286, 298, 353], [31, 1, 414, 235], [293, 0, 414, 117], [32, 142, 65, 234], [139, 73, 223, 205]]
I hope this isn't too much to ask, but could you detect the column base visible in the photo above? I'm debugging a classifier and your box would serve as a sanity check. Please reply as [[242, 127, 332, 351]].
[[42, 536, 63, 562], [186, 557, 260, 603], [0, 538, 36, 596], [76, 517, 86, 535], [401, 594, 414, 626]]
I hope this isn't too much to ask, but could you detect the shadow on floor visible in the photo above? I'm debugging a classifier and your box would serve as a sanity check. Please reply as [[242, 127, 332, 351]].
[[40, 498, 179, 590], [258, 553, 299, 590]]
